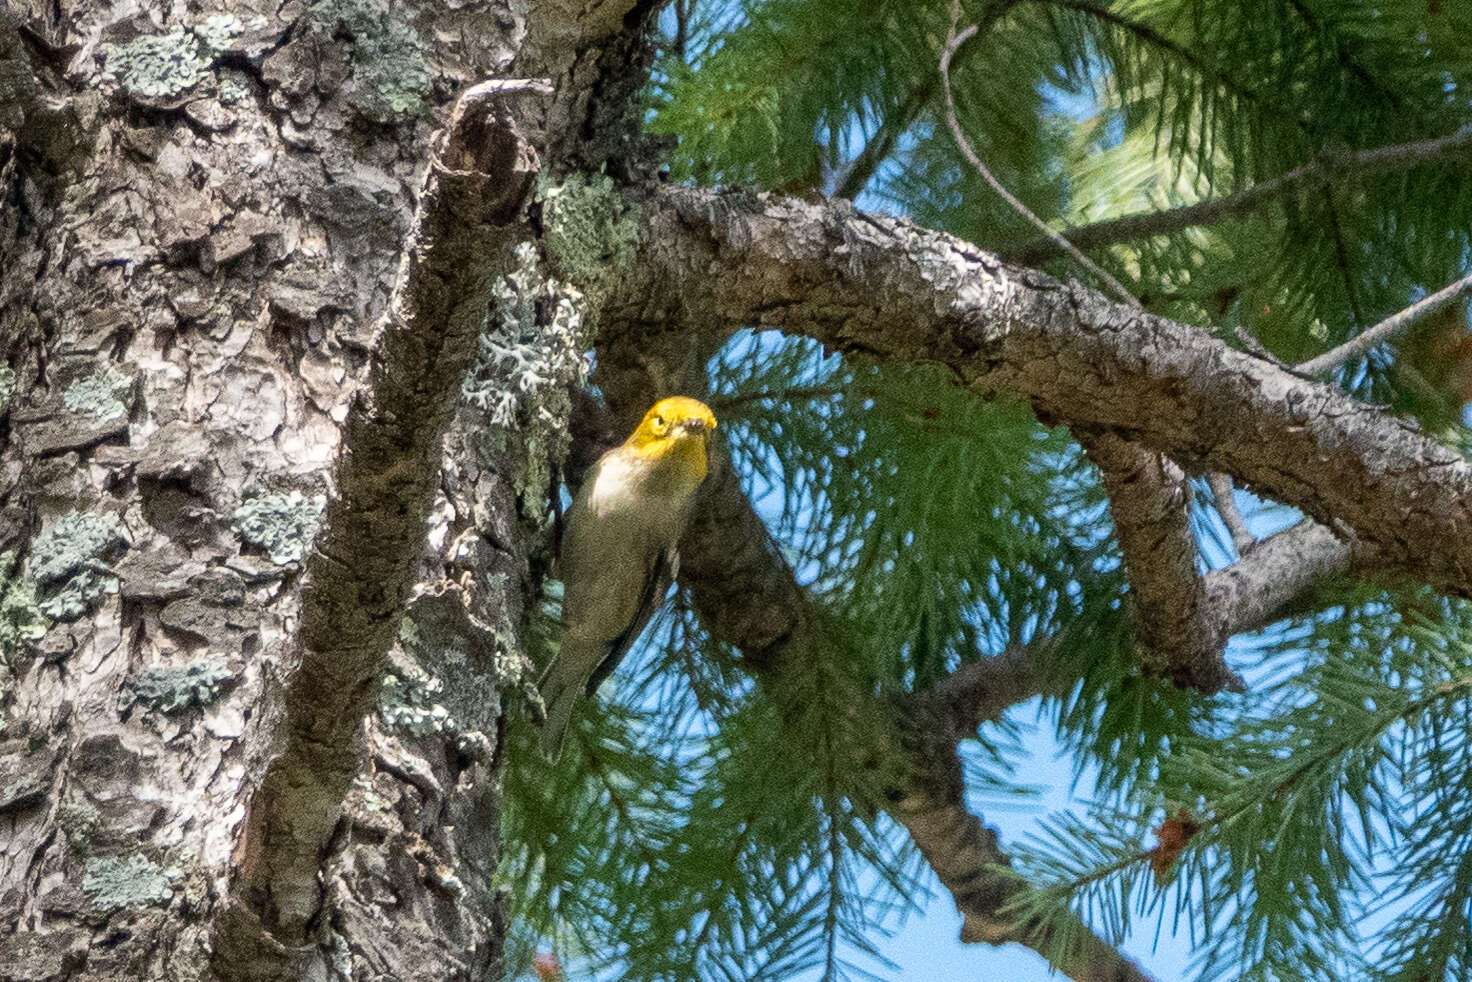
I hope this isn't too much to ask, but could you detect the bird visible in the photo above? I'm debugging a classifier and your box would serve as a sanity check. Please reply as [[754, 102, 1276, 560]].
[[539, 396, 717, 759]]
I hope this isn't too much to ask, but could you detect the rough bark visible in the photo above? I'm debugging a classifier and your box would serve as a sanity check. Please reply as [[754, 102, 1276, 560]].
[[216, 76, 548, 977], [1206, 519, 1376, 638], [0, 0, 645, 978], [616, 188, 1472, 602], [2, 1, 1456, 980], [1079, 431, 1239, 693]]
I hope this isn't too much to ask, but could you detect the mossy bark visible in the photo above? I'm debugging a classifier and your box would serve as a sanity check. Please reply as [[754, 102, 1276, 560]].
[[0, 0, 651, 978]]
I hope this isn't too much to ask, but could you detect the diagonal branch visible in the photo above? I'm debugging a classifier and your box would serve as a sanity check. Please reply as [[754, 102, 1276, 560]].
[[1297, 270, 1472, 377], [618, 186, 1472, 601], [1206, 518, 1378, 638], [895, 737, 1159, 982], [216, 79, 550, 959], [835, 1, 1022, 199], [1003, 124, 1472, 265], [1206, 472, 1255, 556], [1079, 430, 1240, 693], [835, 82, 932, 200], [942, 3, 1242, 694], [926, 517, 1384, 741], [579, 346, 1384, 982], [578, 370, 1151, 979]]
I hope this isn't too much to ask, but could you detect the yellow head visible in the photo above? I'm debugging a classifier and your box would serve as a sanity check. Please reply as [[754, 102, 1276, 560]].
[[622, 396, 718, 488], [626, 396, 717, 448]]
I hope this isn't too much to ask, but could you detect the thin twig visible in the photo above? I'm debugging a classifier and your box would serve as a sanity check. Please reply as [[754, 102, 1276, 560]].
[[673, 0, 690, 60], [1005, 125, 1472, 265], [1296, 271, 1472, 377], [1206, 472, 1255, 556], [838, 1, 1022, 199], [939, 0, 1139, 307], [709, 385, 847, 411]]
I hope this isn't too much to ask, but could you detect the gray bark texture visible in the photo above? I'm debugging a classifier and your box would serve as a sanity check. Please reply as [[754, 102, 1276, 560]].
[[614, 188, 1472, 602], [0, 0, 652, 979]]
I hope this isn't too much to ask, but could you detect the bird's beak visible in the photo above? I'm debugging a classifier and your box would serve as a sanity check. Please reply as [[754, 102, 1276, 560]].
[[679, 417, 710, 435]]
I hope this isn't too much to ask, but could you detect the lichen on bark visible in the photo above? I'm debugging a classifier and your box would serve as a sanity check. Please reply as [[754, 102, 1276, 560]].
[[123, 660, 235, 716], [62, 363, 133, 421], [303, 0, 432, 123], [464, 241, 590, 525], [29, 512, 128, 622], [541, 172, 640, 292], [231, 491, 326, 564], [81, 855, 175, 912]]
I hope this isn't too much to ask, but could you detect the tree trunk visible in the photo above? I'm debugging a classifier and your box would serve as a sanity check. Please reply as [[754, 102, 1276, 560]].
[[0, 0, 640, 977]]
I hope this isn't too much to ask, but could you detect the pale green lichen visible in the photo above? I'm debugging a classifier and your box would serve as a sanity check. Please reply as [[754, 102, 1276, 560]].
[[305, 0, 431, 123], [82, 855, 174, 911], [101, 15, 262, 101], [124, 659, 234, 715], [542, 173, 640, 293], [62, 364, 132, 421], [194, 13, 249, 52], [103, 29, 204, 99], [30, 513, 127, 621], [232, 491, 325, 564], [0, 365, 14, 414], [0, 551, 47, 659], [380, 638, 458, 737], [463, 243, 589, 522], [398, 590, 516, 736]]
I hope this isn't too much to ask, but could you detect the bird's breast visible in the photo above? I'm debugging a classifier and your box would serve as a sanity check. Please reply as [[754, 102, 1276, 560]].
[[584, 452, 697, 537]]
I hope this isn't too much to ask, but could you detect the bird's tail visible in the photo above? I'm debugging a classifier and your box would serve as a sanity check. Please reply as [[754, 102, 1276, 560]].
[[539, 671, 580, 762]]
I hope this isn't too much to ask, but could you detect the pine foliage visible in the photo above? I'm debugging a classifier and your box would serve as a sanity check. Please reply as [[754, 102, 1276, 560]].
[[506, 1, 1472, 979]]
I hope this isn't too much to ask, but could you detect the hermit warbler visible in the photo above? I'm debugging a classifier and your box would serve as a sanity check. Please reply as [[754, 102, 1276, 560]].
[[540, 396, 717, 758]]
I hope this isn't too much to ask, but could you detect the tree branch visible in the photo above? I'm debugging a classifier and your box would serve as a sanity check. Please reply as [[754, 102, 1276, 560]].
[[1206, 472, 1256, 556], [835, 82, 932, 200], [834, 0, 1022, 199], [577, 368, 1149, 978], [618, 186, 1472, 601], [918, 516, 1382, 743], [1296, 270, 1472, 377], [218, 79, 549, 957], [942, 4, 1242, 694], [920, 642, 1067, 737], [1003, 124, 1472, 265], [894, 739, 1160, 982], [1205, 518, 1378, 638], [1080, 431, 1240, 693]]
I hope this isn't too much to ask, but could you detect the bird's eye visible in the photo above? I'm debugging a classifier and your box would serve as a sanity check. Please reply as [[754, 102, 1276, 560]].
[[653, 415, 665, 428]]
